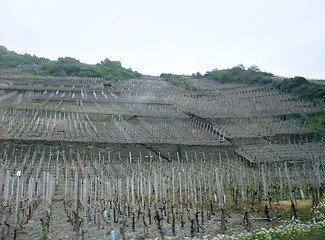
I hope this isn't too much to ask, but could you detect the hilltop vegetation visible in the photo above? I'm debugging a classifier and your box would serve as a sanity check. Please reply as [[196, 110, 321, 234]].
[[0, 45, 141, 81], [273, 76, 325, 104], [160, 73, 197, 92], [161, 65, 274, 92], [204, 64, 274, 84], [0, 45, 47, 67], [160, 65, 274, 92], [31, 58, 141, 81]]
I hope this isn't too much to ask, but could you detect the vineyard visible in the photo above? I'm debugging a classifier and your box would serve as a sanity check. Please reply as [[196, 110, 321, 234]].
[[0, 71, 324, 239]]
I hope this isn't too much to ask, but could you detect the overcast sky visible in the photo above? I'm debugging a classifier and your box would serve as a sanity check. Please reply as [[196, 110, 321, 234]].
[[1, 0, 325, 79]]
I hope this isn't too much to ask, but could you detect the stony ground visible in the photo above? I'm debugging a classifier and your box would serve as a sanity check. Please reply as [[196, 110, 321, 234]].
[[13, 200, 274, 240]]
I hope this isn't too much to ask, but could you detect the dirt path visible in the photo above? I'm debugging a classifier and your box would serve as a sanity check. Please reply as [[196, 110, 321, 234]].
[[16, 175, 75, 240], [16, 203, 45, 240], [47, 198, 75, 239]]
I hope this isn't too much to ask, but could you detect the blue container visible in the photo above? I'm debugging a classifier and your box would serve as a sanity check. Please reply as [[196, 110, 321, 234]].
[[111, 230, 115, 240]]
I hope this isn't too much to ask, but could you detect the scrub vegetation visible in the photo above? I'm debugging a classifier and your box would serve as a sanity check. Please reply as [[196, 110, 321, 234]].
[[0, 45, 141, 81]]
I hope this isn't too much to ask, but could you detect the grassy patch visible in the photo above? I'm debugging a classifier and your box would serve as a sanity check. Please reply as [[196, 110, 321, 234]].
[[160, 73, 197, 93], [234, 201, 325, 240], [281, 109, 325, 137], [247, 227, 325, 240]]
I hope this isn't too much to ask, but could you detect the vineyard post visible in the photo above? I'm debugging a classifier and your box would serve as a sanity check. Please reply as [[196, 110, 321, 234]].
[[188, 170, 197, 237], [179, 171, 184, 227], [56, 151, 60, 185], [261, 164, 271, 221], [200, 182, 204, 226], [45, 172, 51, 234], [240, 166, 251, 231], [172, 167, 176, 236], [2, 170, 10, 239], [215, 167, 226, 233], [131, 172, 135, 231], [14, 170, 21, 237], [27, 177, 33, 221], [83, 178, 88, 221], [74, 168, 80, 240], [316, 160, 323, 199], [284, 161, 297, 219], [147, 174, 152, 225], [311, 161, 319, 208], [193, 173, 200, 233], [278, 167, 284, 201], [154, 171, 164, 239], [294, 160, 304, 199]]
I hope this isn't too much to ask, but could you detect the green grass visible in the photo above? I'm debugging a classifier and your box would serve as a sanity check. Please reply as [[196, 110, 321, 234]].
[[160, 73, 197, 93], [283, 110, 325, 137], [246, 227, 325, 240], [240, 201, 325, 240]]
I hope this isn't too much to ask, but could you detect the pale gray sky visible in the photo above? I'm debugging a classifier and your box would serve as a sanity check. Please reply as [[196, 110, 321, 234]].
[[1, 0, 325, 78]]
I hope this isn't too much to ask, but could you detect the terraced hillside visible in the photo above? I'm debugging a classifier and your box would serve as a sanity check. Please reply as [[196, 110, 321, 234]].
[[0, 70, 324, 239]]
